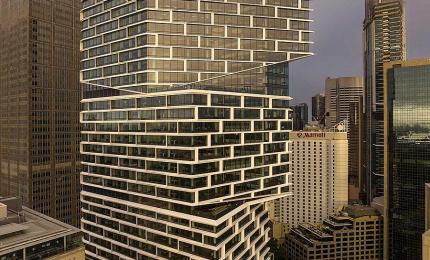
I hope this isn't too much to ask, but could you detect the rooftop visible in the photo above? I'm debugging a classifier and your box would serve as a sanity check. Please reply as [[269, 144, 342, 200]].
[[0, 197, 80, 256]]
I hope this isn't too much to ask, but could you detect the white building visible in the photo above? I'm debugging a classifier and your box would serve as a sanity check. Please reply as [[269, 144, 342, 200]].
[[276, 131, 348, 233], [79, 0, 313, 259]]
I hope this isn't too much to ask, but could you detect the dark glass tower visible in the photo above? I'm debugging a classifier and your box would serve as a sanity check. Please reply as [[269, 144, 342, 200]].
[[0, 0, 81, 226], [311, 93, 325, 123], [363, 0, 405, 203], [291, 103, 308, 131], [385, 60, 430, 260]]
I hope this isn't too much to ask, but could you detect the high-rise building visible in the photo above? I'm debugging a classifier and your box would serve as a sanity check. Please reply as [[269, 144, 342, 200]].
[[325, 77, 363, 203], [363, 0, 405, 203], [348, 99, 365, 202], [311, 93, 325, 122], [384, 59, 430, 260], [285, 205, 383, 260], [0, 0, 81, 226], [291, 103, 309, 131], [80, 1, 313, 259], [324, 77, 363, 128], [278, 131, 348, 233]]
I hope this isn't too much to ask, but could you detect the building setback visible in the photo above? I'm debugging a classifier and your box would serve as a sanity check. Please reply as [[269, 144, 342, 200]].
[[363, 0, 405, 203], [277, 131, 348, 233], [79, 0, 313, 259], [384, 59, 430, 260], [0, 0, 81, 226], [285, 205, 383, 260]]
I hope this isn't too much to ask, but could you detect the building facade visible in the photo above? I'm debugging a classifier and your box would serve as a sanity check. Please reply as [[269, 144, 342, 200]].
[[0, 0, 81, 226], [348, 99, 365, 202], [324, 77, 363, 129], [384, 60, 430, 260], [80, 0, 313, 259], [423, 184, 430, 260], [278, 131, 348, 233], [311, 93, 325, 123], [291, 103, 309, 131], [363, 0, 405, 203], [285, 205, 383, 260]]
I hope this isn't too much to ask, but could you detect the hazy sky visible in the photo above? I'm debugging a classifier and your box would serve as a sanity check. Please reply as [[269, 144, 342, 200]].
[[290, 0, 430, 105]]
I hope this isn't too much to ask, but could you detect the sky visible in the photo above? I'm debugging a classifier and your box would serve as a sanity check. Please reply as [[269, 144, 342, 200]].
[[290, 0, 430, 106]]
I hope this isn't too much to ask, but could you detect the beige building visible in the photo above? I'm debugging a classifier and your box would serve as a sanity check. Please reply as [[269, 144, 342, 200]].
[[285, 205, 383, 260], [274, 131, 348, 235]]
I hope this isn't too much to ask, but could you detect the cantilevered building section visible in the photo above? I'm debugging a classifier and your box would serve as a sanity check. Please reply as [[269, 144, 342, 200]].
[[80, 0, 312, 259], [363, 0, 405, 203]]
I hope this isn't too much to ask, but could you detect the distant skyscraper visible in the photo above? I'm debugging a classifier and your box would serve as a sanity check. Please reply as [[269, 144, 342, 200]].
[[324, 76, 364, 128], [285, 205, 383, 260], [385, 60, 430, 260], [311, 93, 325, 122], [364, 0, 406, 203], [0, 0, 81, 226], [278, 131, 348, 232], [291, 103, 309, 131], [79, 0, 313, 259]]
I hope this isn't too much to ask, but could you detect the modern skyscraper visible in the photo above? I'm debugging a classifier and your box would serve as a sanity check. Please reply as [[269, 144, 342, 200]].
[[291, 103, 309, 131], [384, 59, 430, 260], [364, 0, 405, 203], [278, 131, 348, 232], [285, 205, 383, 260], [311, 93, 325, 122], [80, 1, 313, 259], [324, 76, 364, 128], [0, 0, 81, 226]]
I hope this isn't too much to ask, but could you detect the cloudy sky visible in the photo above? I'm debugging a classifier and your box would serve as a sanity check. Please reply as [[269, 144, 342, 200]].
[[290, 0, 430, 105]]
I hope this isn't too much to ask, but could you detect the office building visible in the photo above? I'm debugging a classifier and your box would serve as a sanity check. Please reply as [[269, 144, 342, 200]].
[[0, 0, 81, 226], [0, 197, 83, 260], [384, 59, 430, 260], [311, 93, 325, 123], [80, 0, 313, 259], [363, 0, 405, 202], [291, 103, 309, 131], [348, 99, 365, 202], [285, 205, 383, 260], [278, 131, 348, 232], [324, 77, 363, 128]]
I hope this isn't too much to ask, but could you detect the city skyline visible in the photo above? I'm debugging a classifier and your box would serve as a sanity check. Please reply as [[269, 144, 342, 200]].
[[290, 0, 430, 106]]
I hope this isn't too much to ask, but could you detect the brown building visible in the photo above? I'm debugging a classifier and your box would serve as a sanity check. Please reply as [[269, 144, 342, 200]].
[[285, 205, 383, 260], [0, 0, 81, 226], [348, 99, 366, 203]]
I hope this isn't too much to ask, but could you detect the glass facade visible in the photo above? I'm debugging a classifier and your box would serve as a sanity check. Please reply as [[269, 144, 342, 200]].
[[363, 0, 405, 202], [386, 61, 430, 260], [0, 0, 81, 226], [80, 0, 312, 259]]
